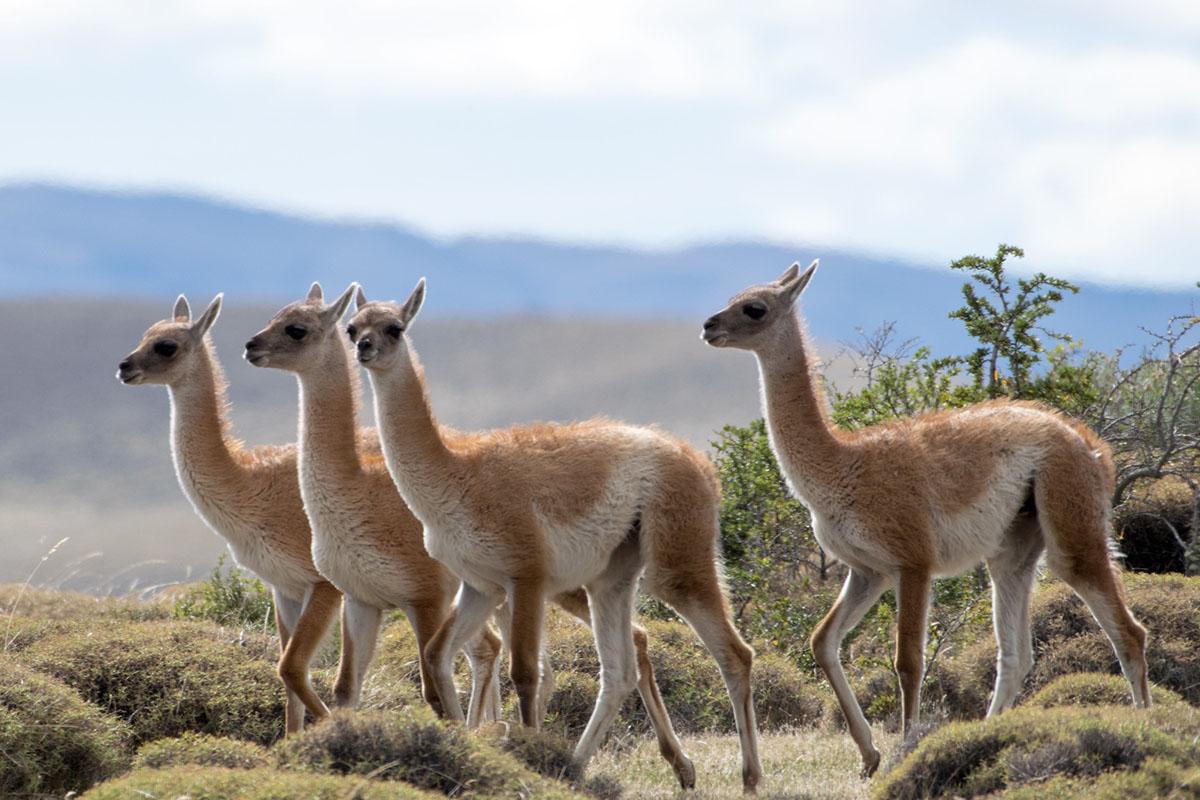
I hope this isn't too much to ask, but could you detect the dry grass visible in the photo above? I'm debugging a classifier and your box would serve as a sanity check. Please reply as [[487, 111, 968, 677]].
[[588, 727, 899, 800]]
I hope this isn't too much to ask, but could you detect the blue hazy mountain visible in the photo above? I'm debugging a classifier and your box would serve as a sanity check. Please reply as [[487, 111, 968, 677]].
[[0, 183, 1190, 355]]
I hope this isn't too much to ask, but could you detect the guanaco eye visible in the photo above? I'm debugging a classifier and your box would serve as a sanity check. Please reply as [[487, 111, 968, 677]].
[[385, 324, 404, 339], [153, 340, 178, 358], [345, 324, 358, 341], [743, 302, 768, 320], [284, 324, 307, 341]]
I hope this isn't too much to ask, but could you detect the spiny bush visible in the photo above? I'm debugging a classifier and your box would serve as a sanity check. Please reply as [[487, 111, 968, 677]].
[[18, 618, 286, 746], [1027, 672, 1185, 710], [133, 732, 271, 770], [274, 707, 587, 799], [79, 765, 444, 799], [0, 654, 131, 796], [871, 703, 1200, 800]]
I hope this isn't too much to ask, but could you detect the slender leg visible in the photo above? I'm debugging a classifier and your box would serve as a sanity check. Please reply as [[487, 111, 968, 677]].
[[333, 596, 383, 709], [401, 600, 451, 718], [507, 578, 547, 728], [670, 591, 761, 794], [895, 568, 932, 736], [985, 517, 1044, 716], [425, 582, 504, 722], [463, 626, 503, 727], [552, 589, 695, 789], [810, 567, 890, 777], [572, 551, 641, 775], [1037, 469, 1151, 709], [276, 581, 341, 734], [273, 588, 304, 735]]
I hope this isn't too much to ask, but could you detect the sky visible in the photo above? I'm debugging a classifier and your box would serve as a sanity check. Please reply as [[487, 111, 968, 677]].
[[2, 0, 1199, 289]]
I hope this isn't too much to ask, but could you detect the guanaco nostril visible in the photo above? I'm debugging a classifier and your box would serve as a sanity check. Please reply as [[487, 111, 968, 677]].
[[703, 317, 719, 330], [244, 338, 259, 351], [119, 358, 132, 371]]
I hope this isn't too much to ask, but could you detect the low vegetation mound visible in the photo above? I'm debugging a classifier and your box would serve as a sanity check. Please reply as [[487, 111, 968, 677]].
[[79, 765, 445, 800], [921, 572, 1200, 721], [872, 704, 1200, 800], [1027, 672, 1185, 710], [0, 654, 131, 796], [17, 618, 285, 746], [133, 732, 272, 770], [274, 707, 588, 799]]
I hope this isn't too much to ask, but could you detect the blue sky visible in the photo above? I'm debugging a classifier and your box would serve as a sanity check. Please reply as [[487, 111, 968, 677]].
[[3, 0, 1199, 288]]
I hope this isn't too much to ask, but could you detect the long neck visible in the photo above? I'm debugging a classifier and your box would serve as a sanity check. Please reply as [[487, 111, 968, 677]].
[[166, 341, 244, 499], [754, 313, 844, 495], [296, 338, 363, 483], [367, 342, 455, 505]]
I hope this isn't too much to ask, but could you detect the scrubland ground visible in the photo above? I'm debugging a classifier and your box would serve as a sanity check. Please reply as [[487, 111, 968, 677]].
[[1, 571, 1197, 800]]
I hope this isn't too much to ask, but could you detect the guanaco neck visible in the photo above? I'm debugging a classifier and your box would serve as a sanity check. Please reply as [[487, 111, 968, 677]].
[[368, 340, 456, 504], [753, 312, 846, 499], [295, 337, 363, 484], [166, 340, 245, 503]]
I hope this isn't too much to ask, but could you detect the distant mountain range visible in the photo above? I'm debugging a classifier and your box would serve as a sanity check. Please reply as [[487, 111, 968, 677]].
[[0, 183, 1193, 355]]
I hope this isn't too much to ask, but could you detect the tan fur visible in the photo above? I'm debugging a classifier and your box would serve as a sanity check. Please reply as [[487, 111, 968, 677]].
[[349, 280, 760, 793], [703, 261, 1151, 777], [116, 295, 345, 735], [246, 284, 507, 723]]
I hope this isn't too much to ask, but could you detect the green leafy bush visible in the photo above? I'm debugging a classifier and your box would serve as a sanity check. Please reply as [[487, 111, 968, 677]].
[[18, 618, 286, 746], [172, 554, 275, 630], [133, 732, 271, 770], [0, 654, 131, 796]]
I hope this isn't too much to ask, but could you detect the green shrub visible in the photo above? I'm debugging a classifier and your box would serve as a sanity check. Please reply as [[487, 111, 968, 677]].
[[0, 654, 131, 796], [871, 704, 1200, 800], [1027, 672, 1185, 710], [133, 732, 271, 770], [18, 618, 286, 746], [275, 707, 587, 799], [80, 765, 443, 799], [172, 554, 275, 630]]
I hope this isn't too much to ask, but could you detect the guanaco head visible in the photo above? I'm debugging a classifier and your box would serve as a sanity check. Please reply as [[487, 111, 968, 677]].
[[117, 294, 223, 386], [700, 259, 817, 350], [345, 278, 426, 372], [244, 282, 357, 373]]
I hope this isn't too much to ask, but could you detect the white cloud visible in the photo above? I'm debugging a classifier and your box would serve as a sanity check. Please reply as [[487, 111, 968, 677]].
[[3, 1, 1199, 287], [756, 37, 1200, 286]]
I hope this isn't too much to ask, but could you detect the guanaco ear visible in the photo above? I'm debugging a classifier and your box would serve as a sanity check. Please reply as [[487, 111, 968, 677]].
[[191, 293, 223, 338], [173, 295, 191, 322], [399, 277, 426, 326], [321, 282, 357, 328], [355, 285, 368, 310], [307, 282, 324, 302], [780, 259, 818, 303]]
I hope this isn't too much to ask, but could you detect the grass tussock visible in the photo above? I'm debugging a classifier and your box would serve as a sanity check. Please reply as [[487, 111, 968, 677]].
[[871, 703, 1200, 800], [79, 765, 445, 800], [1027, 672, 1185, 710], [275, 707, 589, 799], [17, 618, 286, 746], [0, 654, 132, 796], [0, 582, 170, 622], [133, 732, 272, 770]]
